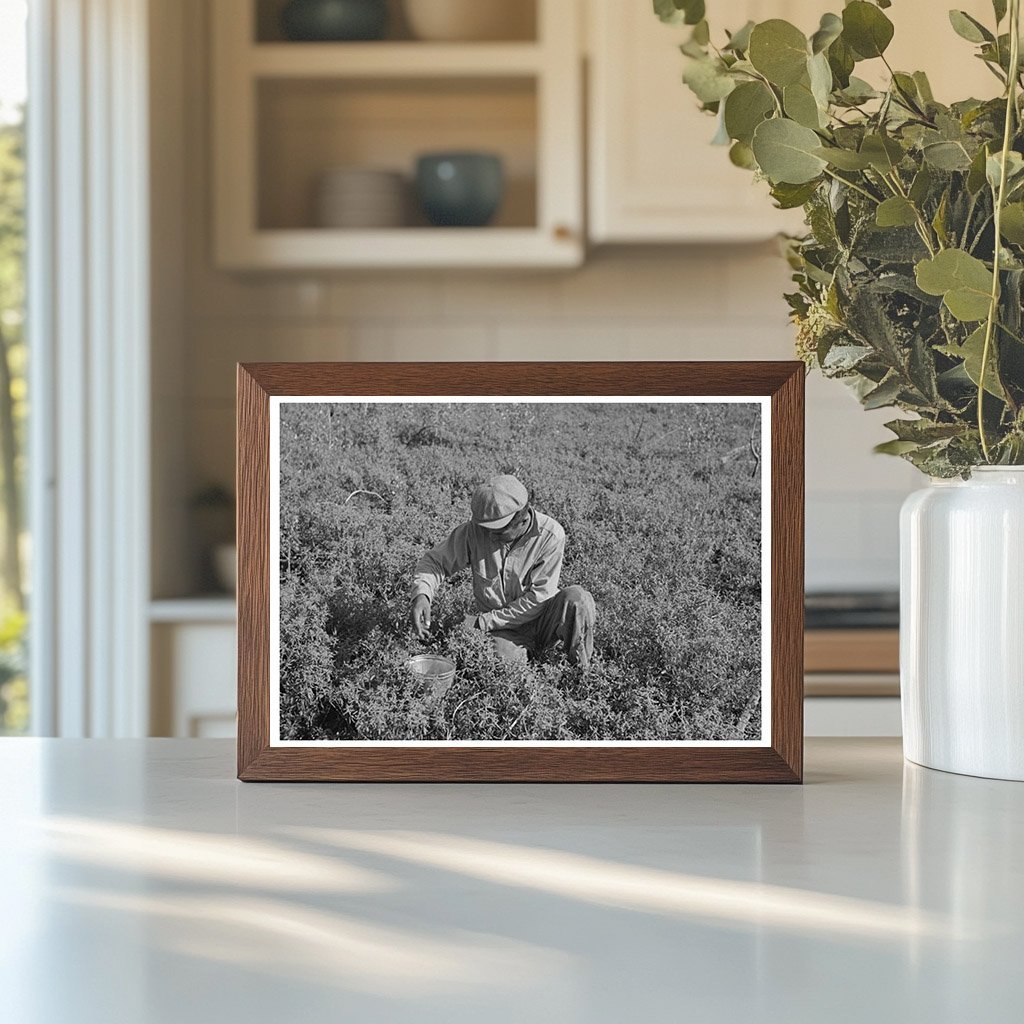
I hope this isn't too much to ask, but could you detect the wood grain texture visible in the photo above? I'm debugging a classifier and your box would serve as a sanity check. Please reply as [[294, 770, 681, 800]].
[[770, 365, 804, 783], [237, 365, 270, 778], [236, 362, 805, 783]]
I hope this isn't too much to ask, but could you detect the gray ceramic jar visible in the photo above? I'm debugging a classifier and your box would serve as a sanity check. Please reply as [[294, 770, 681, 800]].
[[415, 152, 505, 227], [280, 0, 388, 41]]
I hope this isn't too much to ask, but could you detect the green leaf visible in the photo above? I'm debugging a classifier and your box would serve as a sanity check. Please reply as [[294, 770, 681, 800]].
[[724, 20, 755, 53], [691, 19, 710, 45], [922, 140, 973, 171], [842, 1, 895, 59], [913, 71, 935, 104], [891, 72, 922, 109], [682, 57, 736, 104], [874, 439, 922, 455], [862, 375, 903, 409], [993, 0, 1008, 24], [810, 12, 843, 54], [915, 249, 994, 322], [860, 133, 904, 173], [986, 150, 1024, 191], [813, 146, 872, 170], [784, 80, 824, 129], [723, 81, 775, 144], [1000, 203, 1024, 245], [876, 197, 918, 228], [653, 0, 705, 26], [729, 140, 757, 169], [770, 180, 820, 209], [932, 190, 950, 246], [979, 32, 1014, 74], [909, 164, 933, 205], [684, 2, 706, 27], [948, 10, 994, 44], [884, 418, 964, 443], [653, 0, 681, 24], [908, 333, 941, 403], [827, 36, 856, 89], [836, 76, 879, 104], [808, 51, 833, 109], [751, 118, 828, 184], [822, 341, 874, 372], [939, 325, 1006, 398], [944, 289, 994, 325], [748, 20, 809, 86], [967, 144, 991, 194]]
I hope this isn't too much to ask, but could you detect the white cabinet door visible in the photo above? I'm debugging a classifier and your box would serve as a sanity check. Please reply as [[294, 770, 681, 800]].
[[151, 620, 236, 738], [587, 0, 997, 244], [587, 0, 811, 242]]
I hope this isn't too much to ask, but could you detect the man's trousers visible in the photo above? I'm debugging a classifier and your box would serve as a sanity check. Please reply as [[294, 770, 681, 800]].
[[486, 585, 596, 668]]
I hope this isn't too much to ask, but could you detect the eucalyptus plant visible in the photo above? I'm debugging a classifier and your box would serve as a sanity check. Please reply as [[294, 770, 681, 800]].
[[657, 0, 1024, 475]]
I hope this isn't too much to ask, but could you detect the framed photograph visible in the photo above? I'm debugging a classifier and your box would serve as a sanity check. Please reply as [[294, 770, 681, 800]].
[[237, 362, 804, 782]]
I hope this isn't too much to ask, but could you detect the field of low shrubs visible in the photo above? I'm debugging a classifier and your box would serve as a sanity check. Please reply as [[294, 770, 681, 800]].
[[278, 400, 763, 742]]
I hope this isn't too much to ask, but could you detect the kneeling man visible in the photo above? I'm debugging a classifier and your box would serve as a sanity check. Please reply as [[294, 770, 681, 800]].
[[409, 474, 596, 667]]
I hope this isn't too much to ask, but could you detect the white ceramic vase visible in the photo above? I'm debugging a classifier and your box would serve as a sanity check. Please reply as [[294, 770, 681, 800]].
[[900, 467, 1024, 780]]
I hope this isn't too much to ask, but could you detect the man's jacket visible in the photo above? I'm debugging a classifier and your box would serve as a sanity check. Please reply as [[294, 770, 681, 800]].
[[410, 509, 566, 632]]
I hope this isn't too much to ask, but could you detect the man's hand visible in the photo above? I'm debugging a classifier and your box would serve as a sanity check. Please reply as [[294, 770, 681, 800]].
[[411, 595, 432, 639]]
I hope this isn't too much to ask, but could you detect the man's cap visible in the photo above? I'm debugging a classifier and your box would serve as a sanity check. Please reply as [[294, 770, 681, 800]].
[[471, 474, 529, 529]]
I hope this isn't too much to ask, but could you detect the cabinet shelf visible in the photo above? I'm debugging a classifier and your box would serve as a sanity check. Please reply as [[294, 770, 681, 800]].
[[249, 42, 544, 78], [218, 226, 579, 270], [212, 0, 582, 269]]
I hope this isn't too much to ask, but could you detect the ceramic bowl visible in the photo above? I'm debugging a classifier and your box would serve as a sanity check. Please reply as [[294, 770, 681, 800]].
[[281, 0, 388, 42], [403, 0, 534, 42], [315, 168, 407, 228], [415, 152, 504, 228]]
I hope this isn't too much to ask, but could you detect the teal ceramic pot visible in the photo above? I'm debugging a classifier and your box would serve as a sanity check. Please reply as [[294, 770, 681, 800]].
[[281, 0, 388, 41], [415, 152, 505, 227]]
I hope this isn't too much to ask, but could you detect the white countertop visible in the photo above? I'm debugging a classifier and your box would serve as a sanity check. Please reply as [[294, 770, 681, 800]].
[[1, 738, 1020, 1023]]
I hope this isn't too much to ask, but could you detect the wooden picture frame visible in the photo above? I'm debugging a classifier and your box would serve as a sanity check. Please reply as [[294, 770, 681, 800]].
[[237, 362, 804, 782]]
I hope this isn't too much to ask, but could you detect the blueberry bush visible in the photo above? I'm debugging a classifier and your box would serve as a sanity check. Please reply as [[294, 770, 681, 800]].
[[278, 401, 763, 741]]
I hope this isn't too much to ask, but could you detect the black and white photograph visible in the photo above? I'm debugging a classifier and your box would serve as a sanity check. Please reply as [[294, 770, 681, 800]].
[[271, 396, 770, 745]]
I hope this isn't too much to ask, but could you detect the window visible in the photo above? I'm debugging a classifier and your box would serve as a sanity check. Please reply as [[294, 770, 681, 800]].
[[0, 0, 28, 734]]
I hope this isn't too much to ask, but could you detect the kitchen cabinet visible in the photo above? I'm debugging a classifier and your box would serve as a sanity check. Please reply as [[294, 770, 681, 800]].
[[211, 0, 583, 269], [587, 0, 811, 243], [150, 601, 237, 738], [586, 0, 999, 244]]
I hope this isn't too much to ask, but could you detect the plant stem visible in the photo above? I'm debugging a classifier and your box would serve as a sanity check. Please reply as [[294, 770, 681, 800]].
[[822, 167, 880, 205], [884, 170, 939, 254], [962, 190, 979, 248], [979, 0, 1021, 462], [750, 69, 784, 117]]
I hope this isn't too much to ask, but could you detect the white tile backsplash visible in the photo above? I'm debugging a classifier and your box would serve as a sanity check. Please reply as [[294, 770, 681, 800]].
[[441, 273, 562, 321], [558, 251, 727, 320], [492, 322, 629, 361], [326, 275, 446, 321]]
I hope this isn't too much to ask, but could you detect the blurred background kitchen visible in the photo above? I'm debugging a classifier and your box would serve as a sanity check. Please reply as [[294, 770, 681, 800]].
[[0, 0, 997, 740]]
